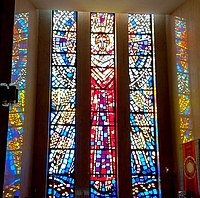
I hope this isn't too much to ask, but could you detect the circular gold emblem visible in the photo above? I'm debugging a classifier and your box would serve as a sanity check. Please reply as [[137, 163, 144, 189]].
[[184, 156, 196, 179]]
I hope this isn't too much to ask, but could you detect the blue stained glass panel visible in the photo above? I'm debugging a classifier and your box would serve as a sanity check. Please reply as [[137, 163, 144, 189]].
[[128, 14, 151, 35], [130, 126, 155, 150], [129, 56, 152, 69], [48, 149, 75, 174], [90, 175, 117, 197], [131, 150, 156, 175], [50, 111, 76, 125], [130, 113, 155, 126], [132, 176, 158, 197], [128, 14, 160, 197], [51, 66, 76, 88], [50, 125, 75, 149], [129, 67, 153, 90], [51, 88, 76, 111], [130, 90, 154, 112], [129, 34, 152, 56], [52, 53, 76, 66], [48, 175, 74, 198], [48, 10, 77, 197], [53, 31, 76, 53], [53, 10, 76, 32]]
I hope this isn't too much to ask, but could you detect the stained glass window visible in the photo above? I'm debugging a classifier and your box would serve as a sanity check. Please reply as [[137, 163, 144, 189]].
[[175, 17, 193, 143], [128, 14, 160, 197], [3, 13, 29, 197], [90, 12, 117, 197], [47, 10, 77, 198], [47, 11, 162, 197]]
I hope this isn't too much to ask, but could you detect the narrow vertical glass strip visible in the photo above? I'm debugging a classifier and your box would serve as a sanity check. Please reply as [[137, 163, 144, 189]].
[[175, 17, 193, 143], [128, 14, 160, 197], [47, 10, 77, 198], [90, 12, 117, 197], [3, 13, 29, 197]]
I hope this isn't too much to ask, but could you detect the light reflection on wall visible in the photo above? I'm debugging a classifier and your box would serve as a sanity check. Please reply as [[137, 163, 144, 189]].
[[175, 17, 193, 143], [3, 13, 29, 197]]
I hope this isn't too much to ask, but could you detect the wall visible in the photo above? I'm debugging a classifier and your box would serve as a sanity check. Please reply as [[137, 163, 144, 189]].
[[0, 0, 15, 196], [154, 14, 178, 197], [15, 0, 38, 197], [167, 0, 200, 191], [9, 7, 184, 197], [29, 11, 177, 197], [31, 10, 51, 197], [170, 0, 200, 141]]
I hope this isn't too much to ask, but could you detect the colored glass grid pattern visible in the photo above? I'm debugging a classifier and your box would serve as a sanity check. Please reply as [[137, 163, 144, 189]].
[[175, 17, 193, 143], [128, 14, 160, 197], [3, 13, 29, 197], [90, 12, 117, 197], [47, 10, 77, 198]]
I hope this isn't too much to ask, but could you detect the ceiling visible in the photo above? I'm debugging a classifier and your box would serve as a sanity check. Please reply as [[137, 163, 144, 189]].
[[29, 0, 186, 14]]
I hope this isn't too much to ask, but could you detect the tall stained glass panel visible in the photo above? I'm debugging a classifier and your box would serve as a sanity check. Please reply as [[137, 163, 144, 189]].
[[47, 10, 77, 198], [128, 14, 160, 197], [3, 13, 29, 197], [175, 17, 193, 143], [90, 12, 117, 197]]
